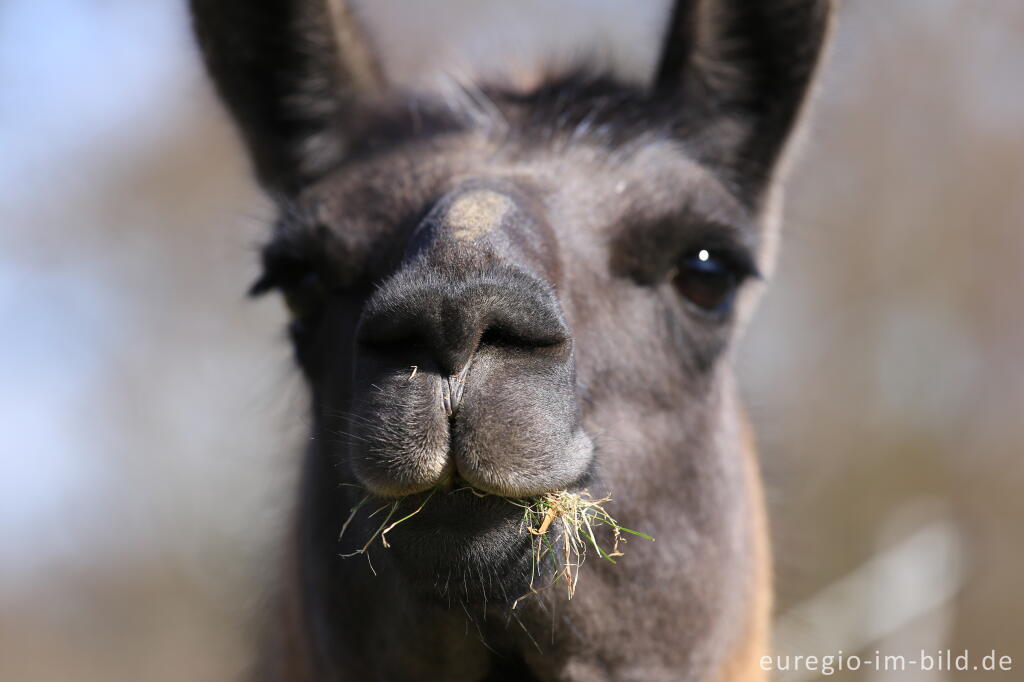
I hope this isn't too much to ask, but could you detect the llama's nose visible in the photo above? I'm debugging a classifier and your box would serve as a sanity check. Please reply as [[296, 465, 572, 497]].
[[356, 265, 572, 400], [348, 186, 589, 499]]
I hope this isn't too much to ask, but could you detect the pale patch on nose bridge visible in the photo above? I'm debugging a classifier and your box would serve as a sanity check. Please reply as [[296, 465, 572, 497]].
[[444, 190, 513, 242]]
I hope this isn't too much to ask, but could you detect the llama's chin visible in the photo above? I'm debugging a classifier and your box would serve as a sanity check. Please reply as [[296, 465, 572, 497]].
[[364, 487, 550, 605]]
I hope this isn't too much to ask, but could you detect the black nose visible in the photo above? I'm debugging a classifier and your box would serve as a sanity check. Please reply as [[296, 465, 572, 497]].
[[356, 265, 571, 381], [349, 261, 590, 498]]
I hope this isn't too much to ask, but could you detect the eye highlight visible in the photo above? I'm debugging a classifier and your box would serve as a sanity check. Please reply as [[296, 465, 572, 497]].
[[672, 247, 752, 314]]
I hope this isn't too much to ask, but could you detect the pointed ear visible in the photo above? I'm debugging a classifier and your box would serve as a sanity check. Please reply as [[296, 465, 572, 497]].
[[654, 0, 833, 191], [190, 0, 385, 195]]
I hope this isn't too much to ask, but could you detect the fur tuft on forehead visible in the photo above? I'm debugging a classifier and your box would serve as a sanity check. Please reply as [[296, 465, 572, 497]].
[[328, 70, 690, 176]]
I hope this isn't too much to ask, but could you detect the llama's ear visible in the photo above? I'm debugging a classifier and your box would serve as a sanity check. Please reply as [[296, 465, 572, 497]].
[[190, 0, 384, 195], [653, 0, 833, 190]]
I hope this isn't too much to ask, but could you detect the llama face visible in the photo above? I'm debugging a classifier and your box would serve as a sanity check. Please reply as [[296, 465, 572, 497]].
[[250, 81, 763, 594], [192, 3, 832, 662]]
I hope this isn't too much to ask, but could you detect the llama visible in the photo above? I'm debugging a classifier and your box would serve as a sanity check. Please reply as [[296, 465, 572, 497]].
[[191, 1, 832, 679]]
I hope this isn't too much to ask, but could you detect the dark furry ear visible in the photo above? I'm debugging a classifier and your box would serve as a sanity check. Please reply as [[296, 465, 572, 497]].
[[654, 0, 833, 190], [190, 0, 384, 195]]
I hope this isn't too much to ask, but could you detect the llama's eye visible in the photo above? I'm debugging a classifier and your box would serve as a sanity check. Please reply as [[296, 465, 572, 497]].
[[673, 248, 743, 314], [281, 271, 327, 320]]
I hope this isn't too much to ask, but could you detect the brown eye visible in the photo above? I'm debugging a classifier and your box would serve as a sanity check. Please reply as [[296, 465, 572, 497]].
[[673, 248, 741, 313]]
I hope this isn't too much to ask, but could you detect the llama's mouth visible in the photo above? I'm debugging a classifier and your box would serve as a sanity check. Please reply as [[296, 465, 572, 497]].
[[339, 470, 594, 605], [366, 486, 538, 603]]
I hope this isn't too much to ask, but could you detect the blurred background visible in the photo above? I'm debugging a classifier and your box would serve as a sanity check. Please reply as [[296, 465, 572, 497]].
[[1, 1, 1021, 680]]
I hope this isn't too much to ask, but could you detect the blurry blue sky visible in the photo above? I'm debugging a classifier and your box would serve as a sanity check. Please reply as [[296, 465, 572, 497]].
[[1, 2, 183, 576]]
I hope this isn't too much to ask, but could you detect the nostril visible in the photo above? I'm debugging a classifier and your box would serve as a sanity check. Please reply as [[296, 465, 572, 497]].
[[478, 323, 567, 351], [356, 312, 432, 354], [358, 331, 430, 353]]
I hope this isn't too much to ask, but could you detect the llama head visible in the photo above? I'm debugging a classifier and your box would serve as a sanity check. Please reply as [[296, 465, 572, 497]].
[[193, 0, 832, 600]]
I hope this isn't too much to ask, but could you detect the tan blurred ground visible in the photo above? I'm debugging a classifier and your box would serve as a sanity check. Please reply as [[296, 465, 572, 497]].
[[1, 2, 1021, 680]]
